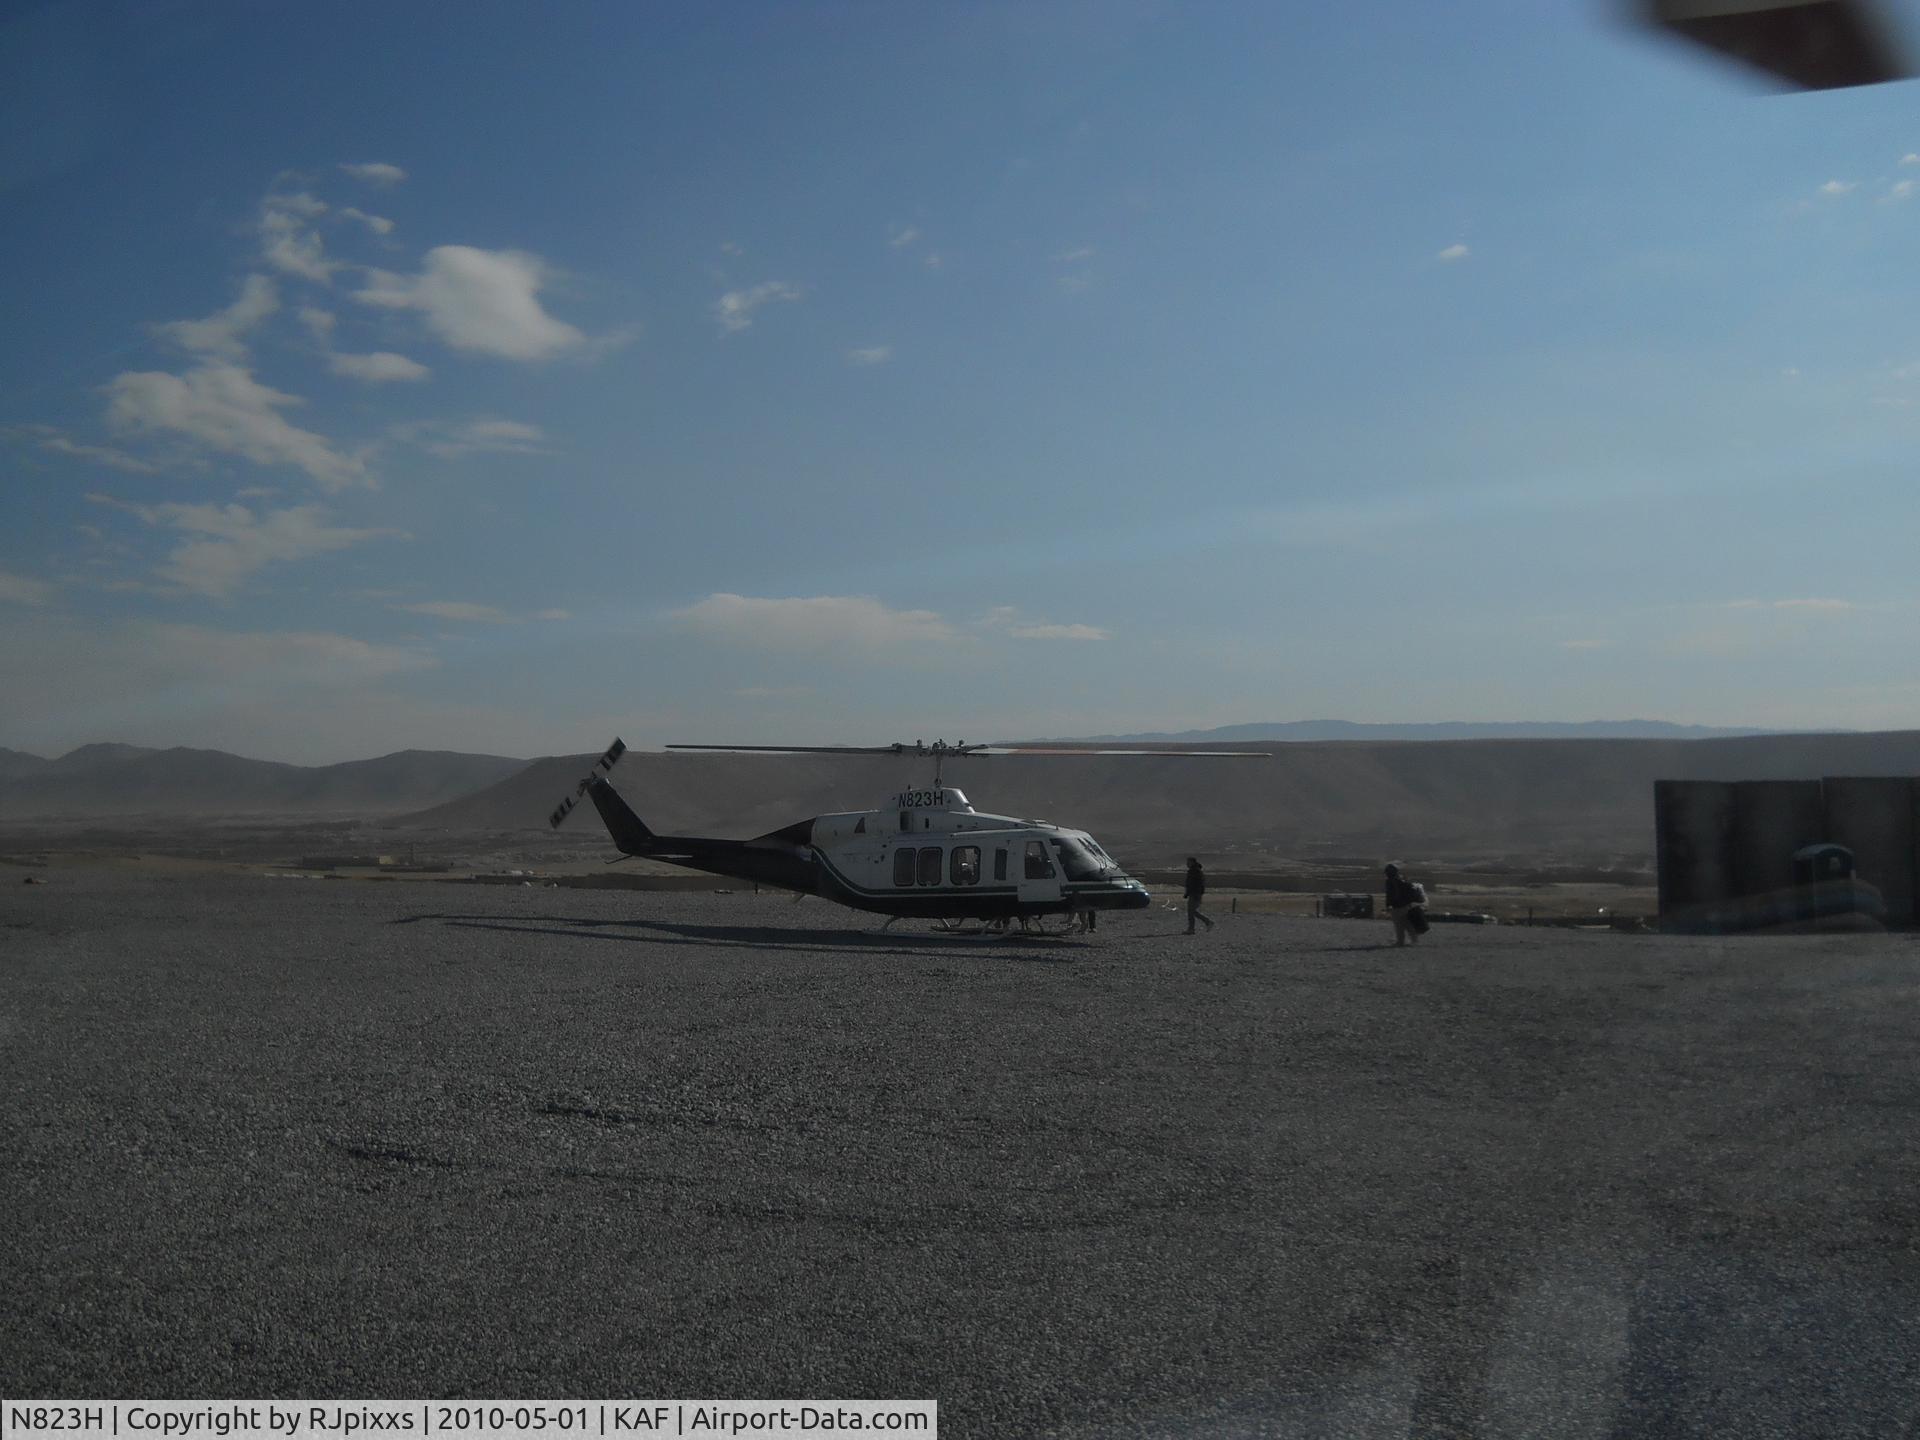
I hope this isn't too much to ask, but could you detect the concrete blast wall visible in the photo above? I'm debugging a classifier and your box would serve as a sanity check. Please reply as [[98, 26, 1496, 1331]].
[[1655, 780, 1736, 914], [1822, 777, 1917, 927], [1729, 780, 1825, 900]]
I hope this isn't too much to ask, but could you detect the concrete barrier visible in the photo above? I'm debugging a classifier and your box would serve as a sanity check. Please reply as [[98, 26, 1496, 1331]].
[[1656, 780, 1736, 918], [1730, 779, 1825, 900], [1822, 777, 1916, 926]]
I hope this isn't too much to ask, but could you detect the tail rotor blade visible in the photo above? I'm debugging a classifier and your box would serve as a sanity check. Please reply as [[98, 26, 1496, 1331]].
[[548, 736, 627, 830]]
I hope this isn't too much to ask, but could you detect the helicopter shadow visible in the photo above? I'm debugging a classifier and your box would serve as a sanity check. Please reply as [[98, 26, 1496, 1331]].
[[389, 911, 1083, 962]]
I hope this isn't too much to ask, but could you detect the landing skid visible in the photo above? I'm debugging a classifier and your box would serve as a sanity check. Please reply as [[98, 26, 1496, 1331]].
[[918, 914, 1084, 937]]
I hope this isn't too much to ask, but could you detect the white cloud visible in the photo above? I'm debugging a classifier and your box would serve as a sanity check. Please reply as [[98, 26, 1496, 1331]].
[[674, 593, 960, 653], [1818, 179, 1856, 197], [923, 253, 944, 271], [713, 281, 803, 334], [97, 497, 399, 598], [105, 362, 368, 490], [1887, 179, 1916, 202], [720, 240, 744, 256], [389, 417, 545, 459], [357, 246, 585, 359], [156, 275, 279, 359], [1054, 246, 1095, 263], [339, 161, 407, 186], [1903, 154, 1920, 166], [888, 225, 920, 248], [0, 570, 54, 606], [1436, 243, 1470, 263], [259, 194, 339, 282], [340, 207, 395, 236], [532, 609, 569, 622], [328, 350, 431, 383], [847, 345, 893, 366]]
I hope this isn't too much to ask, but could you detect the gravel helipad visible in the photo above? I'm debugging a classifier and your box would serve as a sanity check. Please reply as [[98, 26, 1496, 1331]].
[[4, 868, 1919, 1436]]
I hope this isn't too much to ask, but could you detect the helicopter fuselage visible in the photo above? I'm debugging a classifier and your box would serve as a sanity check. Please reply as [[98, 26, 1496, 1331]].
[[586, 779, 1153, 920]]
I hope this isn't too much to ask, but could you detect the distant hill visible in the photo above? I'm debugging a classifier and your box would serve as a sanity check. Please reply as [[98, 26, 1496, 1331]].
[[1020, 720, 1826, 744], [0, 747, 51, 783], [393, 730, 1920, 864], [0, 746, 529, 819]]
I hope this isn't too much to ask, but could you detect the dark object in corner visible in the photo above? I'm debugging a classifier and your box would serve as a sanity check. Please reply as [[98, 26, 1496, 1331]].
[[1644, 0, 1910, 90]]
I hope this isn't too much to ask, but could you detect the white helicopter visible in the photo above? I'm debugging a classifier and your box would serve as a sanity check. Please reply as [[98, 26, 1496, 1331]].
[[547, 736, 1263, 929]]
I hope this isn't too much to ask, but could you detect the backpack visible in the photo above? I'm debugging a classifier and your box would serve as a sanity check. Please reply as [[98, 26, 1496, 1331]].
[[1409, 882, 1426, 906]]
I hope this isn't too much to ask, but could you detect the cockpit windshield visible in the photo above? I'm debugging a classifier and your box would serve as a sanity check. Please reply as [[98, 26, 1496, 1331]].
[[1051, 833, 1116, 881]]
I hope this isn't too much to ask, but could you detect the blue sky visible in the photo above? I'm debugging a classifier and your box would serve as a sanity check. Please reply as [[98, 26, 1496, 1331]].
[[5, 0, 1920, 763]]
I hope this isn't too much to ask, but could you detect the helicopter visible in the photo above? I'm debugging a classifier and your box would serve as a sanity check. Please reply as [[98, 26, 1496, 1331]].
[[547, 736, 1264, 929]]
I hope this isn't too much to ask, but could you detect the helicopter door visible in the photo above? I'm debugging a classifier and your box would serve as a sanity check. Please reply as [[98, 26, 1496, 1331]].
[[1016, 837, 1063, 907]]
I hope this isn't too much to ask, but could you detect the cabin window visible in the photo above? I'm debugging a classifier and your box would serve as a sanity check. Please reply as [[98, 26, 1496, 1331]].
[[853, 817, 866, 834], [951, 845, 980, 886], [893, 848, 916, 887], [1024, 840, 1056, 880], [899, 811, 911, 833], [994, 848, 1008, 881], [917, 847, 943, 886]]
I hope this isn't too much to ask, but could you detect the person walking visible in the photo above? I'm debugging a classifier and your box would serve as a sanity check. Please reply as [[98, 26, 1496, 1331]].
[[1185, 856, 1214, 934], [1383, 862, 1425, 947]]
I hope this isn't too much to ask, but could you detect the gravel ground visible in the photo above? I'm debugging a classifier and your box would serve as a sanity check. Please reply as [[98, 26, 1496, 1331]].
[[3, 869, 1919, 1437]]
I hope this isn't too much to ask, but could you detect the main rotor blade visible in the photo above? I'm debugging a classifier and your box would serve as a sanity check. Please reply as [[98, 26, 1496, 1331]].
[[665, 743, 923, 756], [974, 746, 1269, 758], [663, 742, 1266, 759]]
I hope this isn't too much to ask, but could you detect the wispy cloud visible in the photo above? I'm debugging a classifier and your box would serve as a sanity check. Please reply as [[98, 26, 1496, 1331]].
[[259, 192, 339, 282], [388, 417, 545, 459], [92, 496, 400, 598], [156, 275, 279, 359], [340, 206, 395, 236], [328, 350, 430, 383], [339, 161, 407, 186], [391, 600, 569, 624], [887, 224, 920, 249], [847, 345, 893, 366], [299, 307, 336, 342], [9, 425, 155, 473], [713, 281, 803, 334], [357, 246, 586, 360], [1054, 246, 1096, 263], [981, 606, 1108, 641], [674, 593, 959, 652], [105, 363, 368, 490], [1722, 597, 1857, 613], [393, 601, 512, 624], [1436, 243, 1470, 263], [1818, 179, 1857, 197], [0, 569, 54, 606]]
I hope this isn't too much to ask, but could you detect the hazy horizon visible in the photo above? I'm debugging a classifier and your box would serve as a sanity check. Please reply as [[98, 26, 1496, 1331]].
[[0, 716, 1887, 771]]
